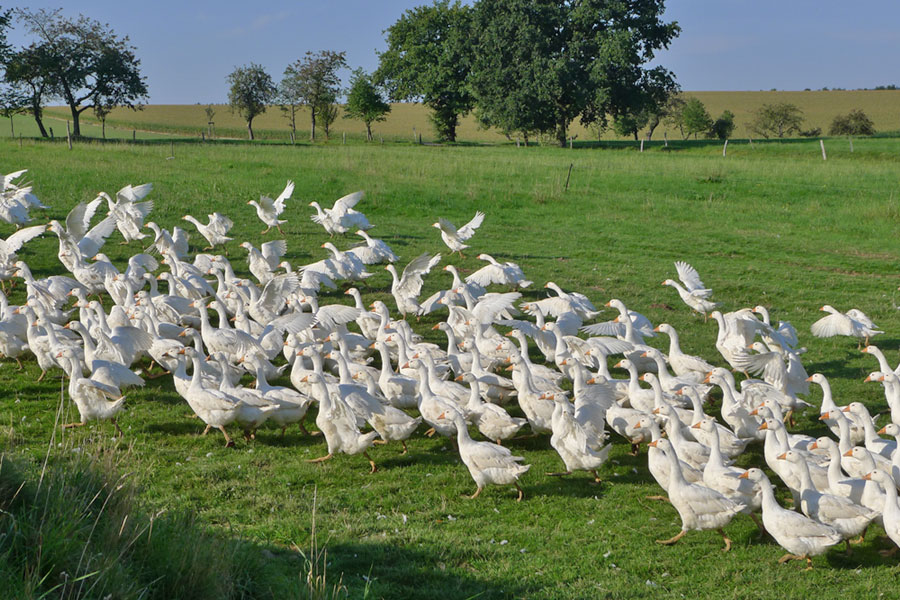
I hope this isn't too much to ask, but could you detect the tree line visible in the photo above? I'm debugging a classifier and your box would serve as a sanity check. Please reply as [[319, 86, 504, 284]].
[[0, 3, 883, 144]]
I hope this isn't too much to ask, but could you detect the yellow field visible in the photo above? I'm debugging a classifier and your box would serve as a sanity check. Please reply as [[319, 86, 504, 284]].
[[28, 89, 900, 142]]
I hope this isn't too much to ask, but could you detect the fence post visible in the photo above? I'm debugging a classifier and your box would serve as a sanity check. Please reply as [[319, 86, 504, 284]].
[[723, 139, 728, 157], [564, 163, 573, 191], [849, 137, 853, 153], [133, 130, 136, 142], [664, 132, 668, 147], [342, 132, 346, 145], [640, 139, 644, 153], [66, 121, 72, 150], [820, 139, 827, 161]]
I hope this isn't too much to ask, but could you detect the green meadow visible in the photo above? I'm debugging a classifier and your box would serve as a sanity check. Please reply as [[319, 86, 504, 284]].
[[1, 135, 900, 599]]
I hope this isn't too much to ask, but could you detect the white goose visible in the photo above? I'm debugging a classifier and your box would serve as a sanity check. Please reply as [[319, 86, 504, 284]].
[[57, 350, 127, 436], [461, 373, 527, 443], [248, 180, 292, 234], [466, 253, 531, 289], [433, 211, 484, 257], [385, 253, 442, 318], [182, 212, 233, 249], [811, 305, 882, 347]]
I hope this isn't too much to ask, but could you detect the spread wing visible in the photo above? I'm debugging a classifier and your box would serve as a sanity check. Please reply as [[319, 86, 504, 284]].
[[675, 261, 712, 297], [398, 253, 441, 296], [208, 212, 233, 234], [79, 215, 118, 257], [457, 211, 485, 241], [2, 224, 45, 254], [261, 240, 287, 267], [811, 313, 853, 338], [274, 180, 294, 213], [314, 304, 361, 331], [332, 191, 364, 216]]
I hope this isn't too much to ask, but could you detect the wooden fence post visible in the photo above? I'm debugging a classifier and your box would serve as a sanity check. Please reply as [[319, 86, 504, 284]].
[[342, 132, 346, 145], [723, 139, 728, 157], [66, 121, 72, 150], [640, 139, 644, 153], [820, 139, 827, 161], [849, 137, 853, 153]]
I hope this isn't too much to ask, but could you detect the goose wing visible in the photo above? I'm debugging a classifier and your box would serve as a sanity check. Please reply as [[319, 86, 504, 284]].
[[397, 253, 441, 297], [332, 191, 364, 216], [456, 211, 485, 241], [675, 261, 712, 297]]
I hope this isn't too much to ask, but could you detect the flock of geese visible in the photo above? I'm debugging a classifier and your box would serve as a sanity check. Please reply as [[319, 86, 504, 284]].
[[3, 168, 900, 569]]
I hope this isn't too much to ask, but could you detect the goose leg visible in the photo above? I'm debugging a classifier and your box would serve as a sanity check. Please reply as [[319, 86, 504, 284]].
[[261, 226, 270, 235], [62, 421, 85, 429], [656, 530, 686, 546], [372, 439, 388, 445], [36, 370, 46, 382], [514, 482, 524, 502], [218, 426, 235, 447], [467, 486, 483, 500], [400, 440, 408, 455], [364, 450, 377, 473], [645, 495, 670, 503], [590, 469, 602, 484], [277, 224, 285, 235], [718, 529, 732, 552], [424, 427, 436, 437], [307, 452, 333, 464], [545, 470, 572, 477], [201, 424, 211, 435], [878, 546, 898, 557], [777, 553, 802, 564], [630, 443, 640, 456], [111, 418, 124, 437], [749, 512, 766, 536], [299, 419, 320, 437], [850, 526, 867, 544]]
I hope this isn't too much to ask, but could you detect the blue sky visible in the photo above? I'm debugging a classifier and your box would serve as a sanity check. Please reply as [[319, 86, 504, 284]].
[[5, 1, 900, 104]]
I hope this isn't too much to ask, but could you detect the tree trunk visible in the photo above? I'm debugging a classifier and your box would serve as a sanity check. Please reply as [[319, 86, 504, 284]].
[[8, 116, 13, 138], [101, 118, 106, 139], [555, 120, 568, 147], [310, 106, 316, 142], [632, 131, 638, 141], [365, 122, 372, 141], [247, 117, 254, 140]]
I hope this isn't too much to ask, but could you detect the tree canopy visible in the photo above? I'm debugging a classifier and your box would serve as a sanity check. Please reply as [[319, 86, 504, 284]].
[[344, 68, 391, 141], [469, 0, 679, 146], [749, 102, 804, 139], [829, 109, 875, 136], [8, 8, 148, 137], [281, 50, 346, 142], [375, 0, 473, 142], [227, 63, 275, 140], [680, 97, 712, 139]]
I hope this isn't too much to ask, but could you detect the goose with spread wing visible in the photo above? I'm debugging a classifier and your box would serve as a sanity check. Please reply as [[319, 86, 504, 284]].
[[385, 253, 442, 318], [183, 212, 234, 249], [433, 211, 484, 257], [466, 253, 532, 289], [663, 261, 720, 318], [811, 305, 882, 347], [248, 180, 293, 235], [309, 191, 372, 236]]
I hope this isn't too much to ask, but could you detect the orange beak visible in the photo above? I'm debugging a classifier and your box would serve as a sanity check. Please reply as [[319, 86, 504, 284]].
[[805, 376, 814, 382], [648, 440, 658, 448], [808, 441, 819, 450], [878, 426, 888, 435], [843, 449, 854, 457], [690, 422, 701, 429], [758, 422, 768, 431], [586, 377, 596, 385], [863, 473, 873, 481], [776, 452, 787, 460], [703, 372, 712, 384], [738, 471, 749, 479]]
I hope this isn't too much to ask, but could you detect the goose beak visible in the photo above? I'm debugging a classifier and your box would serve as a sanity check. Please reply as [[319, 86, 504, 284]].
[[437, 412, 446, 420], [809, 441, 819, 450], [674, 389, 683, 396], [300, 375, 309, 383], [653, 325, 660, 332], [841, 406, 851, 413], [757, 422, 768, 431], [651, 407, 660, 415], [738, 471, 749, 479], [640, 351, 648, 358], [431, 323, 440, 330], [401, 362, 410, 369], [805, 376, 814, 382], [818, 413, 830, 421], [776, 452, 787, 460], [648, 440, 658, 448], [748, 408, 759, 416], [586, 377, 596, 384], [455, 375, 463, 382], [614, 361, 624, 368], [863, 473, 873, 481], [690, 422, 701, 429], [639, 374, 647, 382], [878, 426, 888, 435], [864, 374, 873, 382], [505, 364, 514, 372], [843, 449, 854, 457]]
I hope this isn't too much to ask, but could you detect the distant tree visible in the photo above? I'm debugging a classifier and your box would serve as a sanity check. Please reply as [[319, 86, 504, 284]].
[[204, 104, 215, 136], [470, 0, 679, 147], [2, 43, 53, 137], [829, 109, 875, 136], [376, 0, 473, 142], [227, 63, 275, 140], [681, 97, 712, 139], [709, 110, 735, 140], [663, 95, 687, 138], [0, 6, 11, 61], [749, 102, 804, 139], [0, 85, 28, 136], [276, 75, 301, 138], [93, 99, 112, 138], [344, 68, 390, 141], [282, 50, 345, 142], [612, 111, 646, 141], [319, 103, 338, 139], [12, 8, 148, 137]]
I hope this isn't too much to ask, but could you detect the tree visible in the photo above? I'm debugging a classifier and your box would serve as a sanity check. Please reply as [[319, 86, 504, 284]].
[[281, 50, 345, 142], [0, 6, 11, 61], [749, 102, 804, 139], [709, 110, 735, 140], [375, 1, 474, 142], [93, 99, 111, 138], [12, 9, 148, 137], [470, 0, 679, 147], [2, 44, 53, 137], [0, 85, 28, 136], [227, 63, 275, 140], [829, 109, 875, 136], [319, 103, 338, 139], [662, 95, 687, 138], [344, 68, 391, 141], [681, 97, 712, 139]]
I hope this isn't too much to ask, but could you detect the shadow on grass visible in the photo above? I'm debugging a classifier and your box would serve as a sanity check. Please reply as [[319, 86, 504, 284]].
[[326, 540, 533, 599]]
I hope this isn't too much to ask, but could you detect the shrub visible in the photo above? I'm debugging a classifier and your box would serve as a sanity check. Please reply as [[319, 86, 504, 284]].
[[749, 103, 804, 138], [708, 110, 735, 140], [829, 109, 876, 136]]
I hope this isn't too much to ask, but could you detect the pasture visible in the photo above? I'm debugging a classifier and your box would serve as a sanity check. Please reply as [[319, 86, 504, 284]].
[[2, 136, 900, 599], [6, 89, 898, 143]]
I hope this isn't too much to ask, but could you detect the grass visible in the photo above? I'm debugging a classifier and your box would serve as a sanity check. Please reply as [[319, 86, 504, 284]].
[[1, 136, 900, 598], [7, 89, 897, 143]]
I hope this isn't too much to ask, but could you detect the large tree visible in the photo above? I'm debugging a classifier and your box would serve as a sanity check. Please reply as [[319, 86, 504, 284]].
[[2, 44, 54, 137], [281, 50, 345, 142], [344, 68, 391, 141], [12, 9, 148, 137], [470, 0, 679, 147], [375, 0, 473, 142], [749, 102, 804, 139], [227, 63, 275, 140]]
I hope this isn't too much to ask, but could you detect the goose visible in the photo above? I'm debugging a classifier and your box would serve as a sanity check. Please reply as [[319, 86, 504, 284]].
[[738, 341, 810, 400], [385, 253, 442, 318], [544, 391, 611, 482], [867, 371, 900, 427], [522, 282, 598, 322], [466, 253, 531, 289], [654, 402, 711, 470], [506, 353, 555, 434], [810, 437, 885, 520], [102, 185, 153, 243], [777, 450, 877, 552], [433, 211, 484, 257], [862, 470, 900, 555], [704, 368, 763, 440], [662, 277, 720, 318], [811, 305, 882, 347], [633, 415, 703, 492], [321, 242, 373, 282], [407, 360, 464, 438], [691, 418, 762, 518], [677, 387, 750, 458], [708, 309, 756, 370], [843, 402, 896, 459], [861, 345, 900, 377], [302, 372, 380, 472], [309, 191, 372, 236], [878, 424, 900, 487], [145, 222, 188, 259], [241, 240, 287, 285], [57, 351, 126, 436], [807, 373, 865, 444], [820, 410, 892, 476], [253, 365, 313, 437], [752, 305, 800, 352], [437, 410, 529, 500], [420, 264, 480, 315], [461, 373, 527, 443], [653, 323, 715, 380], [350, 371, 422, 454], [182, 212, 233, 249], [248, 180, 292, 234], [738, 468, 843, 568], [650, 438, 743, 551], [0, 224, 45, 286], [465, 345, 516, 403], [663, 261, 719, 317], [641, 348, 709, 395], [346, 230, 397, 264]]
